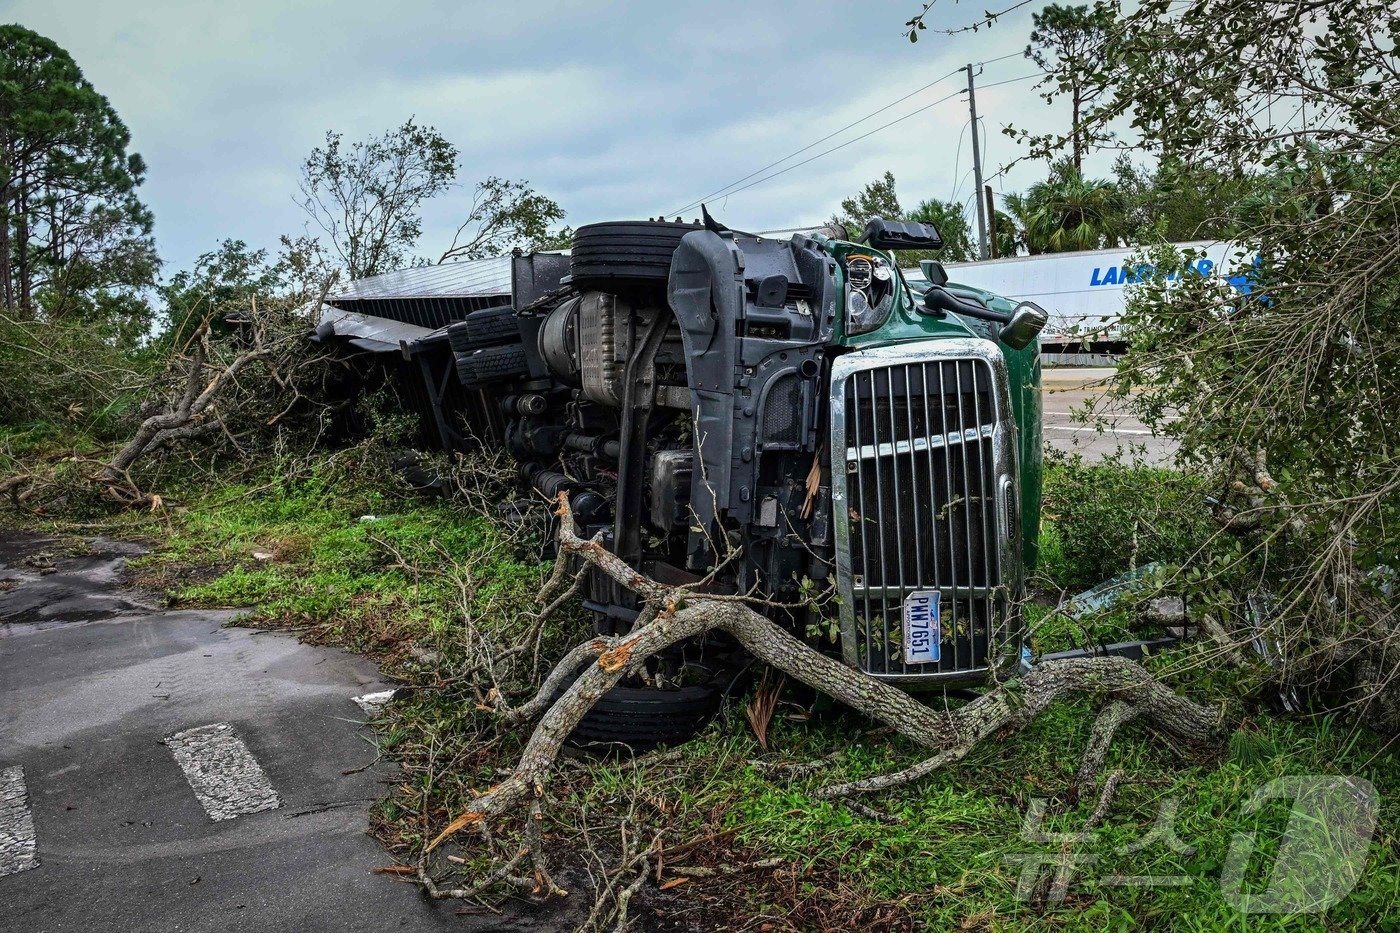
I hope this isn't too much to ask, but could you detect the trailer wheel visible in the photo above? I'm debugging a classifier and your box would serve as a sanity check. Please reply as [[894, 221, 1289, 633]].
[[455, 343, 529, 389], [570, 220, 701, 291]]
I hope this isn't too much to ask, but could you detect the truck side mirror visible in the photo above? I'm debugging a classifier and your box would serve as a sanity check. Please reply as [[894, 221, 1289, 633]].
[[918, 259, 949, 287], [857, 217, 944, 250], [999, 301, 1049, 350]]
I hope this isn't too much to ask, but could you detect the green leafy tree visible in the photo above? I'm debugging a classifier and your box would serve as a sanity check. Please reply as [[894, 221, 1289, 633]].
[[989, 206, 1022, 258], [1057, 0, 1400, 727], [830, 170, 902, 231], [832, 173, 978, 263], [299, 120, 567, 277], [298, 118, 457, 279], [438, 177, 566, 262], [528, 226, 574, 253], [906, 198, 976, 262], [1009, 161, 1127, 253], [159, 236, 337, 341], [1112, 156, 1257, 243], [0, 25, 156, 322], [1024, 3, 1116, 172]]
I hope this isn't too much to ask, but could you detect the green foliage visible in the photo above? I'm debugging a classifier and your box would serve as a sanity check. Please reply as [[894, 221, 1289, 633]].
[[298, 119, 566, 278], [130, 454, 562, 678], [438, 176, 566, 262], [1025, 3, 1117, 170], [299, 118, 459, 278], [1113, 156, 1257, 243], [528, 224, 574, 252], [830, 170, 902, 232], [829, 172, 977, 265], [0, 25, 156, 327], [1039, 449, 1215, 591], [1009, 159, 1128, 254], [907, 197, 976, 262], [157, 235, 335, 339], [0, 314, 151, 436]]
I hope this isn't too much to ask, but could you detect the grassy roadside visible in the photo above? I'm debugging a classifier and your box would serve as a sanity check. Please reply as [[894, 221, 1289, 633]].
[[4, 444, 1397, 930]]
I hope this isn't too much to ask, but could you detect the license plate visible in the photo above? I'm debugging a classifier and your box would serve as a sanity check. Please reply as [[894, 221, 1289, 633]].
[[903, 590, 941, 665]]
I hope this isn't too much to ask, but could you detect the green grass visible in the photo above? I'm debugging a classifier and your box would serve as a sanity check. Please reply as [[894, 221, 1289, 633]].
[[541, 698, 1398, 930], [8, 445, 1397, 929], [135, 465, 555, 674]]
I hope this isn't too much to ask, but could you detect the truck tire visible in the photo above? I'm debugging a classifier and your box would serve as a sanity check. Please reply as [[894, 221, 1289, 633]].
[[568, 682, 723, 751], [464, 305, 520, 346], [446, 321, 472, 355], [570, 220, 700, 290], [456, 344, 529, 389], [447, 305, 518, 353]]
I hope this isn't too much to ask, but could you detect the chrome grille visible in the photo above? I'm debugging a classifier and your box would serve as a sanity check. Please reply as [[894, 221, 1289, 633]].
[[830, 340, 1022, 683]]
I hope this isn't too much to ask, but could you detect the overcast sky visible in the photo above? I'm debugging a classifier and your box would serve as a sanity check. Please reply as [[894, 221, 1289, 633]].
[[3, 0, 1116, 277]]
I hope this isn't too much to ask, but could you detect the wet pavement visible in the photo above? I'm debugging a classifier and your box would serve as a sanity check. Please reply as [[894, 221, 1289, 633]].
[[0, 532, 472, 932], [1041, 366, 1176, 465]]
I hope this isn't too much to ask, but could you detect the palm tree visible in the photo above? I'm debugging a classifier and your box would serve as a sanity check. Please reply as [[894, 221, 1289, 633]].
[[1001, 192, 1040, 255], [1015, 163, 1128, 253]]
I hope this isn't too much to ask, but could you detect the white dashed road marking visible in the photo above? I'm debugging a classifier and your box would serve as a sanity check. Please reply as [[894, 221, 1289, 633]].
[[1, 765, 38, 877], [1043, 424, 1154, 435], [166, 723, 281, 822]]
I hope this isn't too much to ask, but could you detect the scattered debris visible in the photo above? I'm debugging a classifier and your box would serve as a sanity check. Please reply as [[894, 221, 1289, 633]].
[[352, 690, 397, 715]]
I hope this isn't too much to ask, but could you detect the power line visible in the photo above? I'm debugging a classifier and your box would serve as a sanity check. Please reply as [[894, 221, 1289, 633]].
[[975, 50, 1026, 67], [683, 87, 969, 209], [979, 72, 1040, 90], [948, 118, 971, 203], [668, 66, 963, 216]]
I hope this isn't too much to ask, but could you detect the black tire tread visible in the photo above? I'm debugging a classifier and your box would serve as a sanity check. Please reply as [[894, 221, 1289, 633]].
[[463, 305, 519, 346], [570, 220, 701, 290], [456, 343, 528, 389], [568, 683, 722, 750]]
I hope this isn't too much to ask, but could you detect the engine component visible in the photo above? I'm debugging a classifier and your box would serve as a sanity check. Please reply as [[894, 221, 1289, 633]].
[[564, 432, 621, 459], [648, 449, 692, 533], [538, 290, 648, 406], [501, 393, 547, 416], [537, 295, 582, 386]]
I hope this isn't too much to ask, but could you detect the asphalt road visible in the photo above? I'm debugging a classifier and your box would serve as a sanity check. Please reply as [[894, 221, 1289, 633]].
[[0, 534, 500, 933], [1041, 366, 1175, 464]]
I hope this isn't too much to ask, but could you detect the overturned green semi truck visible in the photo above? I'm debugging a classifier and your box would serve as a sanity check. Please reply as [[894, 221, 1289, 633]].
[[317, 214, 1048, 744]]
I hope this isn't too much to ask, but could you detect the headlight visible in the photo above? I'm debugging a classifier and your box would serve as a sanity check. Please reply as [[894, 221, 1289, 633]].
[[845, 287, 893, 335]]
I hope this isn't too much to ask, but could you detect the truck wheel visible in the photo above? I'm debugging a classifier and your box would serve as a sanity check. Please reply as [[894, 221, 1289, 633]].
[[568, 682, 723, 751], [456, 344, 529, 389], [447, 305, 518, 352], [570, 220, 700, 291], [464, 305, 520, 346], [446, 320, 473, 355]]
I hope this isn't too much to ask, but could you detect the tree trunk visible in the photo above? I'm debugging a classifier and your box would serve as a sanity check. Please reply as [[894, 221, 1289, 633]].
[[15, 175, 30, 316], [1072, 88, 1084, 174], [1, 176, 12, 313]]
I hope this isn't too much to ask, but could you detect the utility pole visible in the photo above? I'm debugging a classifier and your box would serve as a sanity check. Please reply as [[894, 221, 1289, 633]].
[[965, 63, 988, 261], [985, 185, 998, 259]]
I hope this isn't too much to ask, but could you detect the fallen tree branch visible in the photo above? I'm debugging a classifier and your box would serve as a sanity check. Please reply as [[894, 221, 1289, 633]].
[[422, 491, 1227, 901]]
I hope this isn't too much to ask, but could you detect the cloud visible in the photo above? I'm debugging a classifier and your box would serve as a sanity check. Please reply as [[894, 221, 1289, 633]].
[[5, 0, 1114, 274]]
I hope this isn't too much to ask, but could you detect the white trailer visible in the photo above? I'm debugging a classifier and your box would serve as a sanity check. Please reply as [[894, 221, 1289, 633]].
[[912, 241, 1255, 350]]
